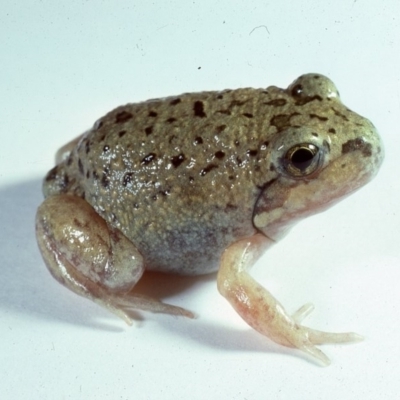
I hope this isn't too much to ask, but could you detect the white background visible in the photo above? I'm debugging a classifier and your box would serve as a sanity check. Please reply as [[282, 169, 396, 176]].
[[1, 1, 399, 399]]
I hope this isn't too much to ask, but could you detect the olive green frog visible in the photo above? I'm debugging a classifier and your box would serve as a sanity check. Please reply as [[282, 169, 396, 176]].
[[36, 74, 383, 365]]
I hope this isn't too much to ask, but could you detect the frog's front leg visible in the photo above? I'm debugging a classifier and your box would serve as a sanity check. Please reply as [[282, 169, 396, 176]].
[[217, 234, 363, 365], [35, 195, 193, 324]]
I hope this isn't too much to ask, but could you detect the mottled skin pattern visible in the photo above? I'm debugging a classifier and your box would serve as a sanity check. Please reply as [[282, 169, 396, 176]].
[[37, 74, 383, 364]]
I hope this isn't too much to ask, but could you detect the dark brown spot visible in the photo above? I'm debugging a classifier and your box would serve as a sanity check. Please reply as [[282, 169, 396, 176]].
[[103, 145, 110, 153], [93, 171, 99, 180], [312, 132, 319, 137], [123, 172, 133, 187], [161, 189, 171, 196], [217, 94, 224, 99], [85, 141, 91, 154], [342, 138, 372, 157], [119, 130, 127, 138], [148, 111, 158, 117], [194, 137, 203, 145], [166, 117, 177, 123], [141, 153, 157, 165], [216, 125, 226, 133], [215, 151, 225, 159], [145, 126, 153, 135], [200, 163, 218, 176], [236, 156, 243, 166], [67, 154, 73, 166], [100, 134, 106, 141], [101, 173, 110, 188], [264, 98, 287, 107], [194, 101, 206, 118], [78, 159, 84, 175], [229, 99, 247, 107], [234, 140, 240, 146], [228, 175, 235, 180], [260, 141, 269, 150], [247, 149, 258, 156], [45, 166, 58, 182], [270, 113, 300, 130], [86, 171, 90, 179], [328, 128, 336, 134], [115, 111, 133, 123], [243, 113, 254, 118], [226, 203, 238, 210], [170, 98, 181, 105], [171, 153, 186, 168], [295, 95, 323, 106], [332, 108, 349, 121], [73, 218, 84, 229], [189, 176, 194, 183], [269, 163, 275, 171], [309, 113, 328, 121]]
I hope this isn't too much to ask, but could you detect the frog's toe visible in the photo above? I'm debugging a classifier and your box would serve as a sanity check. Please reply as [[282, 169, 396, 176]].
[[290, 304, 363, 344], [306, 328, 364, 345], [115, 294, 195, 320], [291, 325, 363, 365], [292, 303, 315, 323], [300, 343, 331, 366]]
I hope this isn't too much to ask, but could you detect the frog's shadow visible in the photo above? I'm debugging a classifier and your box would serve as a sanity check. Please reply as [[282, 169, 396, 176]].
[[0, 178, 214, 331]]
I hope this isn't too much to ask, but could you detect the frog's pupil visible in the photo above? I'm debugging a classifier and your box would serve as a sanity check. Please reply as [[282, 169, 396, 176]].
[[291, 148, 315, 171]]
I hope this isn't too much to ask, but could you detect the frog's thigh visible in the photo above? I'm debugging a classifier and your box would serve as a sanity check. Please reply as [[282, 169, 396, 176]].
[[217, 234, 362, 366], [36, 195, 192, 323]]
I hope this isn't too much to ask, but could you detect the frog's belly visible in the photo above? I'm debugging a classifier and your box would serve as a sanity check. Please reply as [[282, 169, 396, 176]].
[[130, 217, 257, 276]]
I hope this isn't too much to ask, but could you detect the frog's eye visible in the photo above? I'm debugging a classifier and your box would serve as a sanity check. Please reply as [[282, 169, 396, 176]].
[[282, 143, 322, 177]]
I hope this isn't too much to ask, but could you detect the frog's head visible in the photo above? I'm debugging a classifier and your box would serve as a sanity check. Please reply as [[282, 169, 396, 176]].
[[253, 73, 384, 241]]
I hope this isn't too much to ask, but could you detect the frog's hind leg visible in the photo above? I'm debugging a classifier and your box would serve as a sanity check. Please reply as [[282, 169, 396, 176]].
[[217, 234, 363, 366], [35, 194, 194, 324]]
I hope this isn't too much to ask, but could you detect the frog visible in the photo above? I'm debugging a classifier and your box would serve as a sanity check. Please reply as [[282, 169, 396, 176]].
[[35, 73, 383, 365]]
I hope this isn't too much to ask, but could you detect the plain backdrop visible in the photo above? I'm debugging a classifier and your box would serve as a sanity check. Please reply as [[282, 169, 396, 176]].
[[1, 1, 399, 399]]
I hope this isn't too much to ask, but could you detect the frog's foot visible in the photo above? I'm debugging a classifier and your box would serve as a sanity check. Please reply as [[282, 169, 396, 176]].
[[217, 234, 363, 366], [279, 303, 363, 365], [36, 194, 193, 324]]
